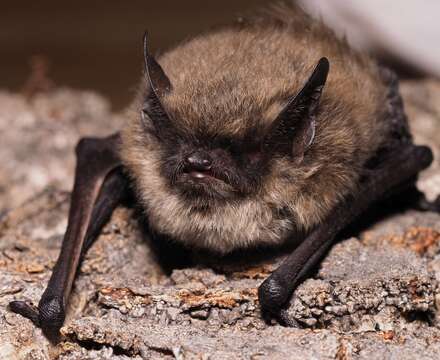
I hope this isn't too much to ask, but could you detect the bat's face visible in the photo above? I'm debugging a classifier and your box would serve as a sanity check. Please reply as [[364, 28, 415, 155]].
[[158, 130, 267, 201], [138, 35, 328, 206]]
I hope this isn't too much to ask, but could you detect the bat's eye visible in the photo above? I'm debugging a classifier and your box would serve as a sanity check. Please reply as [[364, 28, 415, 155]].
[[219, 138, 234, 151], [217, 138, 239, 156], [246, 150, 262, 164]]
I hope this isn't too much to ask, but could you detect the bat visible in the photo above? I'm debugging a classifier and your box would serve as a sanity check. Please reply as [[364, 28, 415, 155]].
[[9, 4, 439, 340]]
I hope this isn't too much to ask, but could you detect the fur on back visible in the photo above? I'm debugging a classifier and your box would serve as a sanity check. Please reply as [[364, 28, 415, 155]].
[[120, 3, 390, 253]]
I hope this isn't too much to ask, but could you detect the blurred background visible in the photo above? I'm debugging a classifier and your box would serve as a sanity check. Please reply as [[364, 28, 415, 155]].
[[1, 0, 439, 110], [1, 0, 439, 212], [1, 0, 266, 110]]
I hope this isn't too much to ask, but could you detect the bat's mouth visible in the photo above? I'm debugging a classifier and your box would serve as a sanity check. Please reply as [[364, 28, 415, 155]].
[[181, 168, 231, 189], [174, 164, 237, 200], [182, 167, 217, 181]]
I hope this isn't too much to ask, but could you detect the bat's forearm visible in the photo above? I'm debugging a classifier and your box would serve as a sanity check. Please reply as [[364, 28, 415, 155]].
[[9, 134, 127, 340], [38, 168, 129, 335], [259, 144, 433, 321]]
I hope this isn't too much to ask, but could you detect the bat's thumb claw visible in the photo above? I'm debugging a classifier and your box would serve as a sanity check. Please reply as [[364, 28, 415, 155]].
[[278, 309, 300, 328], [9, 298, 65, 342], [8, 300, 41, 326]]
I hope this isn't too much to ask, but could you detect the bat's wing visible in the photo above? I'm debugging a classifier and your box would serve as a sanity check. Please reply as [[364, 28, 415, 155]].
[[9, 133, 130, 340], [258, 142, 434, 324]]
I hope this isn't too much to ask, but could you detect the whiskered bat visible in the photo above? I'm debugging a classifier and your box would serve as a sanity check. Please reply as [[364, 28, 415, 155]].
[[10, 4, 439, 339]]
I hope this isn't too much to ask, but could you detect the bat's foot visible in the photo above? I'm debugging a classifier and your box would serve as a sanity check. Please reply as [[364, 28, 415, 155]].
[[418, 195, 440, 213], [9, 297, 65, 342]]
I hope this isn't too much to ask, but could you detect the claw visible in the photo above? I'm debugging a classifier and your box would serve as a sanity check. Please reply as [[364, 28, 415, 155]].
[[278, 309, 300, 327], [418, 194, 440, 212], [9, 298, 64, 342], [9, 300, 40, 326]]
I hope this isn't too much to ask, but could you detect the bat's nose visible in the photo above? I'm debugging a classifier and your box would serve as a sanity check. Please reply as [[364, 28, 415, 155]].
[[185, 151, 212, 171]]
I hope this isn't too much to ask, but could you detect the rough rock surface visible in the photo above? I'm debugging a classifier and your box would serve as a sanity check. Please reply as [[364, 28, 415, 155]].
[[0, 80, 439, 359], [0, 89, 122, 214]]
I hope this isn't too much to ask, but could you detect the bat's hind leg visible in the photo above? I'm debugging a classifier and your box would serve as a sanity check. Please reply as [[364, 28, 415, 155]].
[[378, 67, 439, 214], [9, 133, 129, 340], [381, 177, 440, 213], [409, 187, 440, 212]]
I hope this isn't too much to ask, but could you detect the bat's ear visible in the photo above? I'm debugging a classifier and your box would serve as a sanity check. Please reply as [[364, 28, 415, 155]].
[[143, 32, 172, 97], [263, 58, 329, 162], [141, 32, 174, 136]]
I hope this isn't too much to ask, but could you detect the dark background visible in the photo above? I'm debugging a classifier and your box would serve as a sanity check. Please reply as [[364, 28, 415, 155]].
[[1, 1, 267, 110]]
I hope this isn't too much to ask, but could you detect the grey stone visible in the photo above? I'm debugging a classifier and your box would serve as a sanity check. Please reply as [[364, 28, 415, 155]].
[[0, 89, 122, 213]]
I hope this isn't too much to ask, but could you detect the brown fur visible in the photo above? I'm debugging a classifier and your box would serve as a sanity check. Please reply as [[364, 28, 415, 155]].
[[120, 3, 390, 254]]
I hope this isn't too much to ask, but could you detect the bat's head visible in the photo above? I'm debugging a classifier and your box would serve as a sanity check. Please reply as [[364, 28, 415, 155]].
[[138, 34, 329, 205]]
